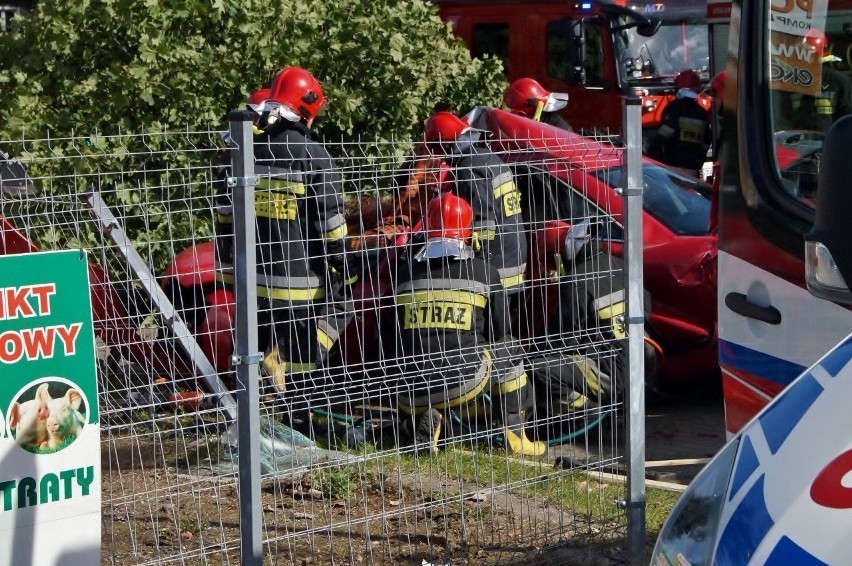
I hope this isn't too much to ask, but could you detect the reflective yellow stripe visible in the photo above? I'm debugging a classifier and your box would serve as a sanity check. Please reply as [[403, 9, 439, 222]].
[[217, 213, 232, 224], [500, 273, 525, 289], [492, 181, 517, 200], [491, 372, 528, 394], [255, 191, 297, 220], [325, 224, 348, 242], [397, 290, 488, 308], [256, 178, 306, 195], [569, 354, 603, 398], [398, 350, 492, 414], [257, 285, 325, 301], [343, 274, 359, 286], [216, 273, 325, 301], [316, 329, 335, 352], [289, 362, 317, 372], [598, 300, 626, 339]]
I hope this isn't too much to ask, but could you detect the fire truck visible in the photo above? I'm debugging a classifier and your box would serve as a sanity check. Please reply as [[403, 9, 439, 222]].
[[433, 0, 710, 137]]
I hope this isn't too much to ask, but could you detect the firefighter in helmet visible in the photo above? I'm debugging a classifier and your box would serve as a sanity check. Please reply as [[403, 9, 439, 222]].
[[523, 220, 659, 416], [387, 193, 546, 456], [647, 69, 712, 176], [421, 111, 528, 295], [503, 77, 573, 131], [215, 66, 357, 397], [790, 28, 852, 132]]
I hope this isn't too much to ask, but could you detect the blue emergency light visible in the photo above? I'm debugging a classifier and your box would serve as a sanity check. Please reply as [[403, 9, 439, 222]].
[[579, 2, 592, 10]]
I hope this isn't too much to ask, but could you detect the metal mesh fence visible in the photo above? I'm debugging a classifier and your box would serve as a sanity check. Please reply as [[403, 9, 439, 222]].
[[0, 115, 639, 565]]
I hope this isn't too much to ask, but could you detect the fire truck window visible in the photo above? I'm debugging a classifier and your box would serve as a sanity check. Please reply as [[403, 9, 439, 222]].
[[472, 23, 509, 75], [547, 20, 577, 82], [583, 23, 605, 87]]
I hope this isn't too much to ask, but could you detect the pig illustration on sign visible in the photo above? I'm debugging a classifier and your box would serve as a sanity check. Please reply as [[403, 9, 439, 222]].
[[39, 385, 85, 450], [9, 382, 50, 450]]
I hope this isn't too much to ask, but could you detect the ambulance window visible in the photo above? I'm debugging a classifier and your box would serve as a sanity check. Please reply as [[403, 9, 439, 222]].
[[767, 2, 850, 213], [472, 24, 509, 75]]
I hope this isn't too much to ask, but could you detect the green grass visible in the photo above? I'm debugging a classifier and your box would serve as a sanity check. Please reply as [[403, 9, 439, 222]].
[[314, 444, 681, 535]]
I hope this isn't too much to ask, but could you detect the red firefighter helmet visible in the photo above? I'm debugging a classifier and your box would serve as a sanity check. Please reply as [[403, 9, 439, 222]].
[[424, 111, 471, 143], [541, 220, 572, 254], [675, 69, 701, 91], [425, 193, 473, 241], [246, 88, 270, 112], [503, 78, 569, 118], [803, 28, 840, 63], [266, 66, 327, 124], [246, 88, 270, 127]]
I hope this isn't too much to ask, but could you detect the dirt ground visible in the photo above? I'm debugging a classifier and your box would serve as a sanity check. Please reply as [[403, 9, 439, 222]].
[[99, 414, 662, 566]]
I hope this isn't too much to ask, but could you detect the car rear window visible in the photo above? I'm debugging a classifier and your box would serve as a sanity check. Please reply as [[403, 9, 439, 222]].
[[595, 165, 712, 236]]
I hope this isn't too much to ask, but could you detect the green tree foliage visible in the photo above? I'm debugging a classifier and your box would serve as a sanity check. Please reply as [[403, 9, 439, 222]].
[[0, 0, 505, 141], [0, 0, 505, 269]]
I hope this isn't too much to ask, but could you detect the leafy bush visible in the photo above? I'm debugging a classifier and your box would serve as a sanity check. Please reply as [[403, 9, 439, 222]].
[[0, 0, 505, 141], [0, 0, 505, 268]]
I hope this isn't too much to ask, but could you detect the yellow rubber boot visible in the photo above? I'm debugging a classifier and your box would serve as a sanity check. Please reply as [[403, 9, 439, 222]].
[[261, 347, 288, 394], [503, 412, 546, 457]]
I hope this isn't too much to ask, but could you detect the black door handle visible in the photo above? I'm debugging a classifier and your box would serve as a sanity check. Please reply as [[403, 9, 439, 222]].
[[724, 292, 782, 325]]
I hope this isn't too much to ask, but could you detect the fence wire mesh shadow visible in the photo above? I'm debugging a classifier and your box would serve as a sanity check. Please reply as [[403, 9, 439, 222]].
[[0, 125, 640, 565]]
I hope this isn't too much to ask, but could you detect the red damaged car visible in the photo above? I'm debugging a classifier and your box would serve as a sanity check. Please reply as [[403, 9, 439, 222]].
[[475, 107, 718, 392]]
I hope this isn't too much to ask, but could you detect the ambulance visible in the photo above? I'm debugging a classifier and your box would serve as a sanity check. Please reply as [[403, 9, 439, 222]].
[[652, 0, 852, 562]]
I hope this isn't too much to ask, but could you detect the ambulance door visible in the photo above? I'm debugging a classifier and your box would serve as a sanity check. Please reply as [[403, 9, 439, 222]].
[[717, 0, 852, 436]]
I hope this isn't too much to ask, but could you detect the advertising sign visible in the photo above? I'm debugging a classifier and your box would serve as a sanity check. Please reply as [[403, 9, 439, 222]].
[[0, 250, 100, 565], [769, 0, 831, 96]]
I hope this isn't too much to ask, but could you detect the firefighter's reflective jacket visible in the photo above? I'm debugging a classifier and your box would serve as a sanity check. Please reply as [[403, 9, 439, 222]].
[[790, 66, 852, 132], [448, 147, 528, 292], [648, 95, 711, 174], [215, 120, 354, 301], [388, 252, 511, 412]]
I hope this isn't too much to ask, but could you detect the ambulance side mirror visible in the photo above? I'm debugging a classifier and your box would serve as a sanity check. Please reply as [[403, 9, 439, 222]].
[[805, 115, 852, 304]]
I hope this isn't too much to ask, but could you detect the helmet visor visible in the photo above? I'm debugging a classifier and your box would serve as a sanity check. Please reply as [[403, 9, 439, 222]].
[[543, 92, 569, 113], [265, 102, 303, 123], [415, 238, 474, 261], [563, 219, 590, 260]]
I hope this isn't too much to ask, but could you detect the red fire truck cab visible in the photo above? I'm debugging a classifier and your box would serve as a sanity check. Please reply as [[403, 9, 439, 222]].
[[434, 0, 710, 138]]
